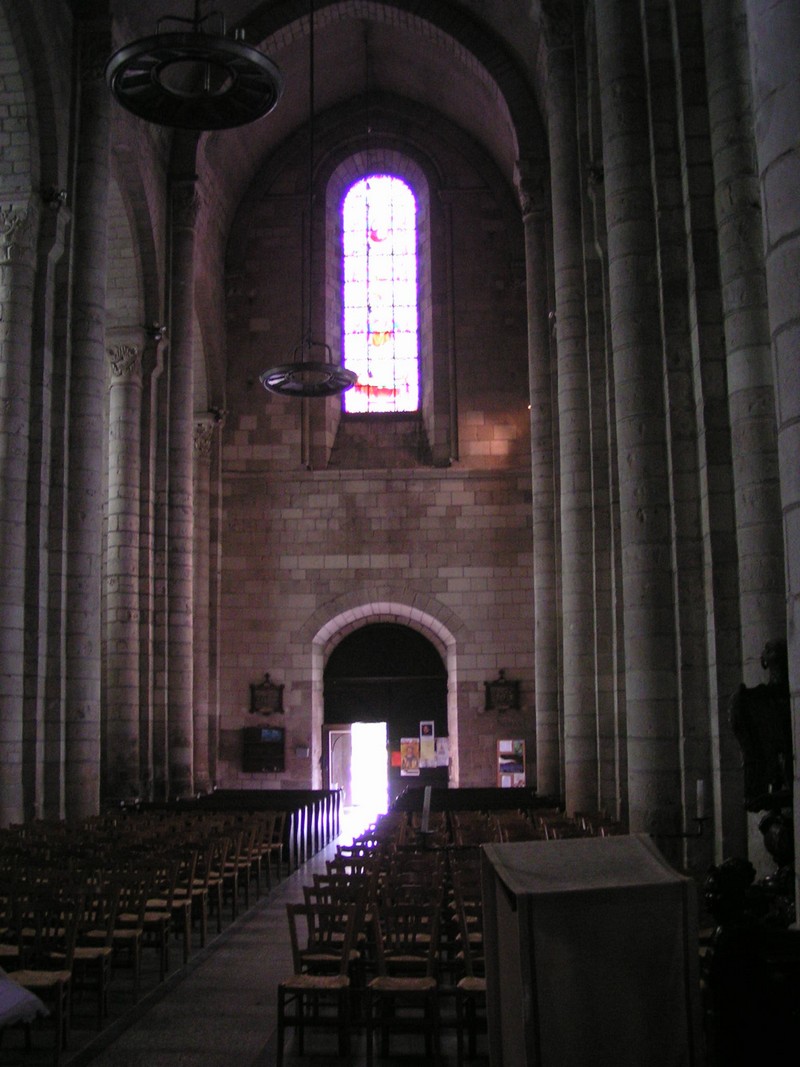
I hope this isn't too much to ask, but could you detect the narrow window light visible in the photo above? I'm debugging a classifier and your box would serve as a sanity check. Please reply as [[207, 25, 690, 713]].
[[342, 175, 419, 413]]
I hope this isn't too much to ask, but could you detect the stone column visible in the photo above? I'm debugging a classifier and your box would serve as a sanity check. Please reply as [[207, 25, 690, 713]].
[[167, 177, 198, 799], [545, 9, 598, 815], [595, 0, 681, 836], [138, 328, 167, 802], [104, 334, 143, 801], [701, 0, 783, 864], [744, 0, 800, 911], [192, 414, 215, 795], [0, 205, 36, 826], [703, 0, 785, 681], [515, 160, 561, 799], [65, 7, 111, 821]]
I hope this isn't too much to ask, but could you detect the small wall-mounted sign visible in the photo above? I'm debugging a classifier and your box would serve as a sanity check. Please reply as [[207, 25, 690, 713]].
[[484, 669, 520, 712], [497, 739, 526, 787], [249, 672, 284, 716]]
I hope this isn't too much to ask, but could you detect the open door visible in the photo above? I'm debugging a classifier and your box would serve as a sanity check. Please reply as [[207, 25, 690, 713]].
[[324, 725, 353, 805], [323, 722, 388, 818]]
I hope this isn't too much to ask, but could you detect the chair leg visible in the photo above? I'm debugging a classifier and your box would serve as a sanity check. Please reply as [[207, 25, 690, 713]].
[[456, 988, 465, 1067], [338, 988, 351, 1057], [467, 995, 477, 1057], [276, 987, 285, 1067], [365, 988, 374, 1067]]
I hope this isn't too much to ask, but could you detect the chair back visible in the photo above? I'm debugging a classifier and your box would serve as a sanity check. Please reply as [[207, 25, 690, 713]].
[[286, 902, 357, 977], [80, 879, 122, 948], [17, 883, 85, 971], [372, 898, 441, 979]]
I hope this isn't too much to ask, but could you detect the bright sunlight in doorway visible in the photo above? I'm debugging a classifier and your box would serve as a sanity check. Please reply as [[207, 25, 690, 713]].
[[348, 721, 388, 828]]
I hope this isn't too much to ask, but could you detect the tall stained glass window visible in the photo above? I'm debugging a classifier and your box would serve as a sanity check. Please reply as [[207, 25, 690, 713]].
[[342, 175, 419, 413]]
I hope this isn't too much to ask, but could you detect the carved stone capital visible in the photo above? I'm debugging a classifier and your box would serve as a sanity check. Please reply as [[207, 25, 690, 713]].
[[0, 205, 32, 265], [193, 416, 216, 458], [107, 342, 142, 381], [514, 160, 547, 219]]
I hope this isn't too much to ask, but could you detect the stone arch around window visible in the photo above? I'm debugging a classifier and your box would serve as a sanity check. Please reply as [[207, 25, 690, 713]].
[[325, 149, 452, 466]]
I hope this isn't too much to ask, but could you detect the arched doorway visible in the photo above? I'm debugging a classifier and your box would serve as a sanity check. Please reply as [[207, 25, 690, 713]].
[[323, 623, 448, 813]]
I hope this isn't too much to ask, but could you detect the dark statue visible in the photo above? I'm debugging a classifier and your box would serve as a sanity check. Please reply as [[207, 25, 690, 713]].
[[702, 857, 800, 1065], [700, 640, 799, 1064], [727, 637, 794, 923], [729, 638, 792, 812]]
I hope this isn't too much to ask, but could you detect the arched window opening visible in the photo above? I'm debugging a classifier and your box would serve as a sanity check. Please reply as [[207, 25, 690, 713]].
[[342, 174, 419, 413]]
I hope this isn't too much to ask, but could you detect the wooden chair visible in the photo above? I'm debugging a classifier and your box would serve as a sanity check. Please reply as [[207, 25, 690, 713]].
[[365, 897, 442, 1066], [221, 827, 251, 919], [7, 883, 85, 1066], [454, 892, 486, 1065], [139, 855, 177, 981], [90, 869, 150, 1003], [264, 810, 287, 883], [193, 834, 229, 940], [69, 878, 120, 1029], [276, 902, 358, 1067], [166, 845, 200, 963], [0, 876, 21, 971], [250, 811, 276, 895]]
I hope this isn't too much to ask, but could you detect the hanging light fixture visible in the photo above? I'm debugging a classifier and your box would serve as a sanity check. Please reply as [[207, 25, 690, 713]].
[[105, 2, 284, 130], [259, 0, 357, 398]]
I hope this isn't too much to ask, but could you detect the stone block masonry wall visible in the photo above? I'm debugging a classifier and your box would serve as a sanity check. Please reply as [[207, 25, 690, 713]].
[[218, 465, 535, 790]]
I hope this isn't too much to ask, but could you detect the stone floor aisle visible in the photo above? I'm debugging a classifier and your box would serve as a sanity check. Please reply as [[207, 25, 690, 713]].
[[69, 819, 361, 1067]]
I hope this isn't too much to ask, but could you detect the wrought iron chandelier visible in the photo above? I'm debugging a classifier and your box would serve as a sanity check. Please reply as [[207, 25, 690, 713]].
[[259, 0, 357, 398], [105, 2, 284, 130]]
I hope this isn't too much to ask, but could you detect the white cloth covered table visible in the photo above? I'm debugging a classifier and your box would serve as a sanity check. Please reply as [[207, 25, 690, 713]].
[[0, 967, 49, 1029], [480, 834, 702, 1067]]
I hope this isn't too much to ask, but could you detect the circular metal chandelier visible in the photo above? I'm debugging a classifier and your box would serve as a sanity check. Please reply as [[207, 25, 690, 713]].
[[259, 0, 357, 399], [260, 341, 357, 399], [105, 4, 284, 130]]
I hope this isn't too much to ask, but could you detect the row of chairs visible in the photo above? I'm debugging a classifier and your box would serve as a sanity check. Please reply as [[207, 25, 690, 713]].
[[276, 814, 488, 1066], [0, 807, 286, 1065], [449, 805, 624, 845]]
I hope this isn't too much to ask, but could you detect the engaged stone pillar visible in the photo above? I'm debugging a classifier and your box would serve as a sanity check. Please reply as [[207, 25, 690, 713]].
[[192, 414, 215, 795], [595, 0, 681, 836], [65, 9, 111, 821], [701, 0, 784, 863], [703, 0, 785, 683], [167, 177, 198, 799], [515, 160, 560, 799], [0, 205, 35, 826], [744, 0, 800, 912], [545, 13, 598, 814], [104, 335, 143, 802]]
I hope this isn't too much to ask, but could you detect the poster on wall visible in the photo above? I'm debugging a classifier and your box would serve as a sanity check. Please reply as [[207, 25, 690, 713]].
[[400, 737, 420, 776], [435, 736, 449, 768], [419, 721, 435, 767], [497, 739, 526, 788]]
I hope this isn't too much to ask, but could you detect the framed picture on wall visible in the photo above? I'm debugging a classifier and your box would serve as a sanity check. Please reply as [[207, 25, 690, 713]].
[[497, 739, 526, 787], [249, 672, 284, 715]]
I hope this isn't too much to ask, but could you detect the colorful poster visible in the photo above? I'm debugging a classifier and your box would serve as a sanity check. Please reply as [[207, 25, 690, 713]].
[[497, 739, 526, 787], [400, 737, 420, 776], [419, 721, 435, 767]]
